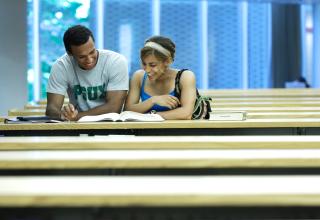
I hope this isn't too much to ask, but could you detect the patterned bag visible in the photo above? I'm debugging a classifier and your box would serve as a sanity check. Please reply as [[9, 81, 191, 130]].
[[174, 69, 212, 119]]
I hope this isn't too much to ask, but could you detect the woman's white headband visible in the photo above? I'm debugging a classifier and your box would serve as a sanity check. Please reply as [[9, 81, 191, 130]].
[[144, 42, 171, 58]]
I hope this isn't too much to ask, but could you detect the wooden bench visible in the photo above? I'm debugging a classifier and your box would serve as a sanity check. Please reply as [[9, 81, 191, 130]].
[[1, 136, 320, 169]]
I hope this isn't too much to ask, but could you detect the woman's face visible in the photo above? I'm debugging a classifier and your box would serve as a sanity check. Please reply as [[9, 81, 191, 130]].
[[141, 54, 168, 81]]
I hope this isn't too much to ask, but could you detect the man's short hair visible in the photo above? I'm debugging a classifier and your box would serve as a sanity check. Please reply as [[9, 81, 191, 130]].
[[63, 25, 95, 54]]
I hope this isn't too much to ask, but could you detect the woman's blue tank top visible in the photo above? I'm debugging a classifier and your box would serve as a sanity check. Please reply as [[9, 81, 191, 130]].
[[140, 73, 176, 112]]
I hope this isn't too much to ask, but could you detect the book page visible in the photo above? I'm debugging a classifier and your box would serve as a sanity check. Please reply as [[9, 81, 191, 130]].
[[119, 111, 165, 122], [77, 113, 120, 122]]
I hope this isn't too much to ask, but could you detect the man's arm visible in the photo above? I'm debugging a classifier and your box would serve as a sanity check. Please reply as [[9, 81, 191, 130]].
[[73, 90, 127, 121], [45, 92, 65, 119]]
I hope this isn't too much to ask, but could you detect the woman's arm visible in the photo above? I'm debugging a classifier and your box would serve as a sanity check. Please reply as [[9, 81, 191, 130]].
[[125, 70, 180, 113], [124, 70, 155, 113], [157, 70, 196, 120]]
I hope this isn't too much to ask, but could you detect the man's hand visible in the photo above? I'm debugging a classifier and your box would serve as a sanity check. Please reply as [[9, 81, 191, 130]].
[[61, 103, 79, 121]]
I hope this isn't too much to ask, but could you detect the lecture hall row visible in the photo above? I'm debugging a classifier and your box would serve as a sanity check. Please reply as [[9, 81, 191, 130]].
[[1, 88, 320, 219]]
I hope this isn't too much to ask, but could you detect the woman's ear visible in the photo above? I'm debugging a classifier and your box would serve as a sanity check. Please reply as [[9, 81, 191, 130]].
[[165, 57, 172, 66]]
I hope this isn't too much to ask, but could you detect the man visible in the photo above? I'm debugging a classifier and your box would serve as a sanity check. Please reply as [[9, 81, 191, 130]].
[[46, 25, 128, 121]]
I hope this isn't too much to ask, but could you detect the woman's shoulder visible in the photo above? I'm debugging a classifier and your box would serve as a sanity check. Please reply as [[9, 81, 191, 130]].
[[131, 69, 146, 84], [176, 69, 196, 90], [132, 69, 145, 79], [179, 69, 194, 75], [133, 69, 145, 76], [178, 69, 195, 80]]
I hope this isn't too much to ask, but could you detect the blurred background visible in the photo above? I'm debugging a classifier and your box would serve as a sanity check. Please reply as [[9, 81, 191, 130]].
[[0, 0, 320, 115]]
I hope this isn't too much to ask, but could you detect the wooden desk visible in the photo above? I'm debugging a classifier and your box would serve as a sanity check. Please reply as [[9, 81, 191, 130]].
[[24, 102, 320, 110], [213, 97, 320, 102], [1, 118, 320, 136], [0, 116, 5, 123], [247, 112, 320, 119], [200, 88, 320, 98], [8, 109, 45, 116], [0, 175, 320, 207], [213, 101, 320, 107], [2, 176, 320, 219], [27, 97, 320, 109], [213, 106, 320, 112], [1, 136, 320, 169], [11, 106, 320, 118], [24, 104, 45, 109], [37, 98, 69, 105], [1, 135, 320, 150], [21, 105, 320, 114]]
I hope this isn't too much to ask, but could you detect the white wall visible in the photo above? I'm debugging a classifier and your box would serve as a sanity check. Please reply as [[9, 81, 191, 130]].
[[0, 0, 27, 116]]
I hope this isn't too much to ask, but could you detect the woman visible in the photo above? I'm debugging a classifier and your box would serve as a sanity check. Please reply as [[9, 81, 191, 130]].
[[124, 36, 197, 119]]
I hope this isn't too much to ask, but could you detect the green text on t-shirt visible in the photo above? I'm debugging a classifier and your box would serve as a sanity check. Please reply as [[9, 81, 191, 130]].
[[73, 83, 106, 101]]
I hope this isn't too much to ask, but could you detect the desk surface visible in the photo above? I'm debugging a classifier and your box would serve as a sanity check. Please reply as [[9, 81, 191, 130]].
[[247, 112, 320, 119], [213, 106, 320, 112], [9, 107, 320, 117], [27, 101, 320, 109], [1, 135, 320, 150], [2, 148, 320, 169], [0, 175, 320, 207], [214, 97, 320, 102], [0, 118, 320, 136], [27, 98, 320, 109], [214, 101, 320, 107], [1, 118, 320, 130], [2, 136, 320, 170], [200, 88, 320, 97]]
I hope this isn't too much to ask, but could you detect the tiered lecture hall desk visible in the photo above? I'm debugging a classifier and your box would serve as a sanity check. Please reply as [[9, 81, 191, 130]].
[[1, 135, 320, 170], [1, 175, 320, 219], [1, 89, 320, 219], [1, 135, 320, 218], [1, 118, 320, 136], [3, 88, 320, 136], [200, 88, 320, 98]]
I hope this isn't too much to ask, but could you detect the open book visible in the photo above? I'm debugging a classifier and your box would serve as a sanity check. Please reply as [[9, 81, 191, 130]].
[[78, 111, 165, 122], [209, 111, 247, 121]]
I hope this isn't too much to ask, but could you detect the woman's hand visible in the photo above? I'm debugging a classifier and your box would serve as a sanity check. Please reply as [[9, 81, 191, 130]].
[[151, 95, 180, 109]]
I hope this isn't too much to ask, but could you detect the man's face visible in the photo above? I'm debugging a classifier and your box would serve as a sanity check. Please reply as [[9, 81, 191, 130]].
[[70, 36, 98, 70]]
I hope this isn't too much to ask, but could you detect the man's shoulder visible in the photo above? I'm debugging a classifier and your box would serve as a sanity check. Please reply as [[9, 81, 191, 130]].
[[53, 53, 72, 67]]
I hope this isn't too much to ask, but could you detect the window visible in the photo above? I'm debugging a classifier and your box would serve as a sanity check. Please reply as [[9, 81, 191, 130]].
[[28, 0, 272, 101], [27, 0, 90, 101]]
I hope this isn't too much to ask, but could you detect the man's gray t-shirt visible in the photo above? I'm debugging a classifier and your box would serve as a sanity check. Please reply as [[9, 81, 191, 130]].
[[47, 49, 129, 111]]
